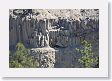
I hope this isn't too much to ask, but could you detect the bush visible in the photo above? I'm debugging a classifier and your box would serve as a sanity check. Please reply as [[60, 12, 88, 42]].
[[75, 40, 99, 68], [9, 42, 39, 68]]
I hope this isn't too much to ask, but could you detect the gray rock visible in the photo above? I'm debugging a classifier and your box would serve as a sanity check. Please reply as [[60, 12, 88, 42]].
[[9, 9, 99, 68]]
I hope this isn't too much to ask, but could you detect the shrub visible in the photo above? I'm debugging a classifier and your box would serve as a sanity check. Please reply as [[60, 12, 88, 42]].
[[75, 40, 99, 68], [9, 42, 39, 68]]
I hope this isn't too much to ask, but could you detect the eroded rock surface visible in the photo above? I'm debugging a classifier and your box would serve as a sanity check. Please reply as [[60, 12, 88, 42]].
[[9, 9, 99, 68]]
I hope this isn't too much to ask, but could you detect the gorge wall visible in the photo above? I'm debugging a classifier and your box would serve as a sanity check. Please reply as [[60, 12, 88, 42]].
[[9, 9, 99, 68]]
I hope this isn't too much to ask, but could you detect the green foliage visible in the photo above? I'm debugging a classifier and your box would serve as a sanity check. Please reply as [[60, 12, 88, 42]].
[[9, 42, 39, 68], [75, 40, 99, 68]]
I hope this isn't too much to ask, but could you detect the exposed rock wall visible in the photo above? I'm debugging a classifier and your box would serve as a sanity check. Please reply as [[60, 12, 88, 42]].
[[9, 9, 99, 68], [29, 48, 56, 68], [9, 15, 99, 48]]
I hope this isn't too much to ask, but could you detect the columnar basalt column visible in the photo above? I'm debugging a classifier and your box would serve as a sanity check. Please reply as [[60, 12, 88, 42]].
[[44, 29, 50, 47]]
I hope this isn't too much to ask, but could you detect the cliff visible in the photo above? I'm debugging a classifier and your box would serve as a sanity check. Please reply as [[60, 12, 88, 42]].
[[9, 9, 99, 68]]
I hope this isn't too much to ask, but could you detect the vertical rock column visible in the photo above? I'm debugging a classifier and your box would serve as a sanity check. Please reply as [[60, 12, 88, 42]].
[[16, 16, 21, 42], [22, 18, 28, 46]]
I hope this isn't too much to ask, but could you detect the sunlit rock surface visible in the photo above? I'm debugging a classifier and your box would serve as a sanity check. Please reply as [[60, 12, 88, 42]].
[[9, 9, 99, 68]]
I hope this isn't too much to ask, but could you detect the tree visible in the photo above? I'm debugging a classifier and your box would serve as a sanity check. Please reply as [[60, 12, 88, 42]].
[[9, 42, 39, 68], [75, 40, 99, 68]]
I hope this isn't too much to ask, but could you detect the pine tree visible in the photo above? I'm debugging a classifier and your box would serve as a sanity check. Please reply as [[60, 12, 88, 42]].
[[9, 42, 39, 68], [75, 40, 99, 68]]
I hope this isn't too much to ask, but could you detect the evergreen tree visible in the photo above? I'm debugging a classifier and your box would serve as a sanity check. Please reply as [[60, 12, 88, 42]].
[[75, 40, 99, 68], [9, 42, 39, 68]]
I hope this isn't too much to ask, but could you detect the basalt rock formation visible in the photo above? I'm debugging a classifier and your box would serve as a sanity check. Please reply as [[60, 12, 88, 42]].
[[9, 9, 99, 68]]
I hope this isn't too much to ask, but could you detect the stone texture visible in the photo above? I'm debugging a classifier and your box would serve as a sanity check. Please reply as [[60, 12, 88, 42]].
[[30, 47, 56, 68], [9, 9, 99, 68]]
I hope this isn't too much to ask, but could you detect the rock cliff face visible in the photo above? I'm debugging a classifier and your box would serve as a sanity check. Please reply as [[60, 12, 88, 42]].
[[9, 9, 99, 68]]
